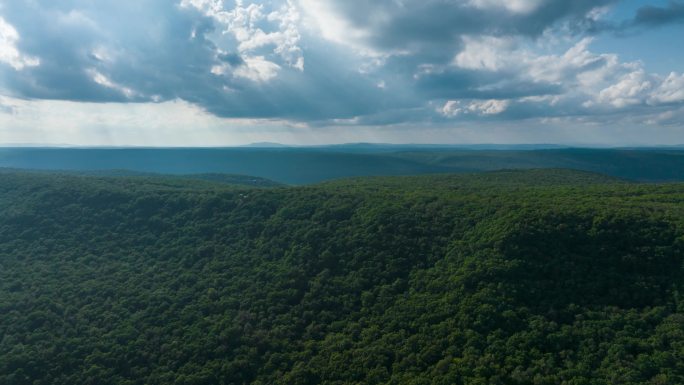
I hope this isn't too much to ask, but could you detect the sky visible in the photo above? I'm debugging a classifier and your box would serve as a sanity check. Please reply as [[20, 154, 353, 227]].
[[0, 0, 683, 146]]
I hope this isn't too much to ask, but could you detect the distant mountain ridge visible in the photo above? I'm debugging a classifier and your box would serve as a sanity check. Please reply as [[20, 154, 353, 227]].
[[241, 142, 290, 148], [0, 168, 282, 188], [1, 147, 684, 184]]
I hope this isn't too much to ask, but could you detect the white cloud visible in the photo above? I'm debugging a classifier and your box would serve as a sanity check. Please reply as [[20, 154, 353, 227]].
[[474, 99, 510, 115], [649, 72, 684, 105], [468, 0, 544, 14], [452, 35, 684, 115], [453, 36, 610, 81], [233, 56, 281, 82], [441, 99, 510, 117], [453, 36, 518, 71], [267, 1, 304, 70], [296, 0, 374, 55], [532, 38, 607, 83], [441, 100, 460, 117], [87, 69, 137, 99], [597, 69, 652, 108], [594, 70, 684, 109], [182, 0, 304, 77], [0, 17, 39, 70]]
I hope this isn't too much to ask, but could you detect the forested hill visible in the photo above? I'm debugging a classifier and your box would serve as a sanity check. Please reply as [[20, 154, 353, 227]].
[[1, 169, 683, 384], [0, 168, 282, 188], [2, 147, 684, 183]]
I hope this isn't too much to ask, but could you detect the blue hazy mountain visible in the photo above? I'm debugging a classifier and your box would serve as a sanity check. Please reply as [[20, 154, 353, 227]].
[[1, 146, 684, 184], [240, 142, 290, 148]]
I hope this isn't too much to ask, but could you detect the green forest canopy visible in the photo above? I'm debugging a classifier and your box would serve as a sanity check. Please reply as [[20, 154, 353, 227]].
[[0, 168, 682, 384]]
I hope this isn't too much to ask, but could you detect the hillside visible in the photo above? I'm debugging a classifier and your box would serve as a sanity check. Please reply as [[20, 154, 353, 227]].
[[0, 169, 683, 384], [2, 147, 684, 183], [0, 168, 283, 188]]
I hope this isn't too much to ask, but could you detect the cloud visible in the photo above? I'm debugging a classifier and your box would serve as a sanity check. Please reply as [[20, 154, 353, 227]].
[[596, 70, 653, 108], [468, 0, 545, 15], [596, 70, 684, 108], [0, 0, 398, 121], [0, 16, 39, 70], [398, 29, 684, 128], [453, 36, 517, 71], [441, 99, 510, 117], [232, 56, 280, 82], [87, 69, 137, 99], [583, 1, 684, 34], [651, 72, 684, 104], [181, 0, 304, 71], [0, 97, 14, 114], [297, 0, 614, 56], [0, 0, 682, 137], [0, 1, 218, 102], [0, 0, 642, 114], [631, 1, 684, 28]]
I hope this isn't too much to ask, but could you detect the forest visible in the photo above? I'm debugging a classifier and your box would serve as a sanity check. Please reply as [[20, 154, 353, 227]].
[[0, 168, 682, 384]]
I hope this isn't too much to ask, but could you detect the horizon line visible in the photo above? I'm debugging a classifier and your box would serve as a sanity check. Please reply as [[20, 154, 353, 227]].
[[1, 142, 684, 149]]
